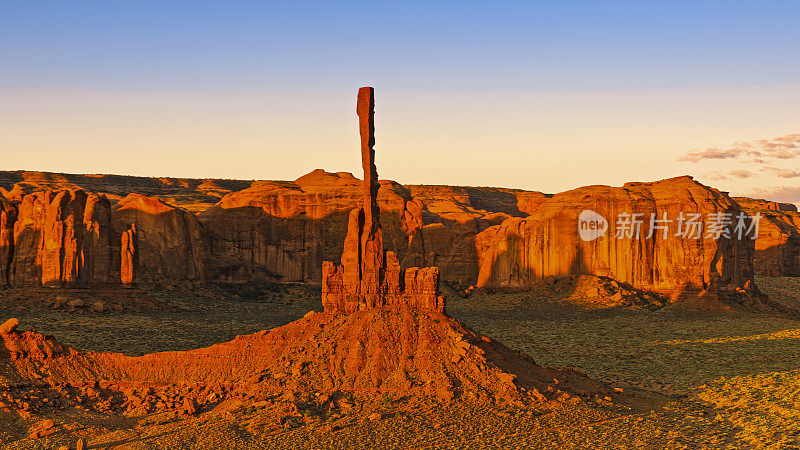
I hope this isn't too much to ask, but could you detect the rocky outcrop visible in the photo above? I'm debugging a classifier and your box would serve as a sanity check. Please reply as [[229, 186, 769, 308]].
[[734, 197, 800, 277], [120, 223, 138, 285], [476, 176, 758, 299], [10, 189, 112, 287], [0, 194, 16, 285], [321, 87, 444, 314], [0, 318, 69, 361], [111, 194, 204, 286], [0, 170, 254, 213]]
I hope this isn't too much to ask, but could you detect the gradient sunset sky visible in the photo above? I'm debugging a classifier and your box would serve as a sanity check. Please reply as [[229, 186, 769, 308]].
[[2, 1, 799, 204]]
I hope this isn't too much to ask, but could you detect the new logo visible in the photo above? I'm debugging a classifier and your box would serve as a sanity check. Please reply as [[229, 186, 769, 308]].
[[578, 210, 608, 242]]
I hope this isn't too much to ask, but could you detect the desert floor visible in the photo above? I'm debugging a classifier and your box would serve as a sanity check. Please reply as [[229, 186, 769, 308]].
[[2, 277, 800, 448]]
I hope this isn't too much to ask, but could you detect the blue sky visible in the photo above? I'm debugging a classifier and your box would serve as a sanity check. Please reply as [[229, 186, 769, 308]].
[[4, 1, 799, 91], [2, 1, 800, 202]]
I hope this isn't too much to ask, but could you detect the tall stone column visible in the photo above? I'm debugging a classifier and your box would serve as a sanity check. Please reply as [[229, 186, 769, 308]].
[[121, 223, 138, 286], [357, 87, 380, 232], [356, 87, 384, 304]]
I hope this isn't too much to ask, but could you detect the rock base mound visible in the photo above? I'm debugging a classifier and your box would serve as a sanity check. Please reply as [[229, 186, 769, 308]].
[[0, 312, 611, 419]]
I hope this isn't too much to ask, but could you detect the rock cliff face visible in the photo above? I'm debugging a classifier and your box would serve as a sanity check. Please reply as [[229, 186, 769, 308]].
[[111, 193, 204, 286], [734, 197, 800, 277], [321, 87, 444, 314], [476, 176, 758, 299], [403, 185, 535, 287], [198, 171, 424, 283], [0, 194, 16, 285], [10, 189, 112, 287], [198, 175, 543, 286], [0, 170, 545, 288]]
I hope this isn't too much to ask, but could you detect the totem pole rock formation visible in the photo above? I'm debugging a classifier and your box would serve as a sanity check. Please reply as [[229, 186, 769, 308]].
[[322, 87, 445, 314]]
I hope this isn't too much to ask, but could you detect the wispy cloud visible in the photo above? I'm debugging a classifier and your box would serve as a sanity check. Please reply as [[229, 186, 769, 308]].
[[729, 170, 754, 179], [761, 166, 800, 178], [703, 169, 757, 181], [749, 186, 800, 206], [679, 133, 800, 163]]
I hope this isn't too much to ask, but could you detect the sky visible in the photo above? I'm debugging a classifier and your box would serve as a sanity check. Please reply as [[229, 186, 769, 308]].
[[2, 1, 799, 204]]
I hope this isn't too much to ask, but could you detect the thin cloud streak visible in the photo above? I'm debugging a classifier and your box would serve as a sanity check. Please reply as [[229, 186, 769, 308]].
[[761, 167, 800, 178], [679, 132, 800, 162], [729, 170, 754, 179], [749, 186, 800, 206]]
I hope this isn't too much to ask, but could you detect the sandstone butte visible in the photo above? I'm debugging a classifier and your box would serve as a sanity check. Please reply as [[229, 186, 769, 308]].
[[0, 88, 612, 422], [196, 170, 545, 286], [475, 177, 769, 306], [733, 197, 800, 277]]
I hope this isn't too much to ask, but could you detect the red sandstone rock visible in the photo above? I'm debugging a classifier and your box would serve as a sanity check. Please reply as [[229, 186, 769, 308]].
[[10, 189, 112, 287], [198, 170, 427, 284], [112, 194, 204, 286], [120, 223, 137, 285], [0, 318, 19, 335], [322, 87, 445, 314], [734, 197, 797, 212], [0, 194, 16, 285], [0, 170, 254, 213], [0, 320, 69, 361], [476, 176, 758, 302], [403, 185, 524, 286], [2, 169, 544, 288], [734, 197, 800, 276]]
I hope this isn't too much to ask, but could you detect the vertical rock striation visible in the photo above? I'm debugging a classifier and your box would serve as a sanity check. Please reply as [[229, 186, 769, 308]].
[[733, 197, 800, 276], [111, 193, 204, 287], [10, 189, 112, 286], [0, 194, 16, 285], [476, 177, 758, 301]]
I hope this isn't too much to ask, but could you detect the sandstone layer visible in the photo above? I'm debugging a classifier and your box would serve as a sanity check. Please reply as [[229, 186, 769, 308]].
[[476, 176, 758, 302]]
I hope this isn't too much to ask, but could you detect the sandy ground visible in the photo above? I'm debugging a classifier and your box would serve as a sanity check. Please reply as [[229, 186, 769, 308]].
[[1, 277, 799, 448]]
